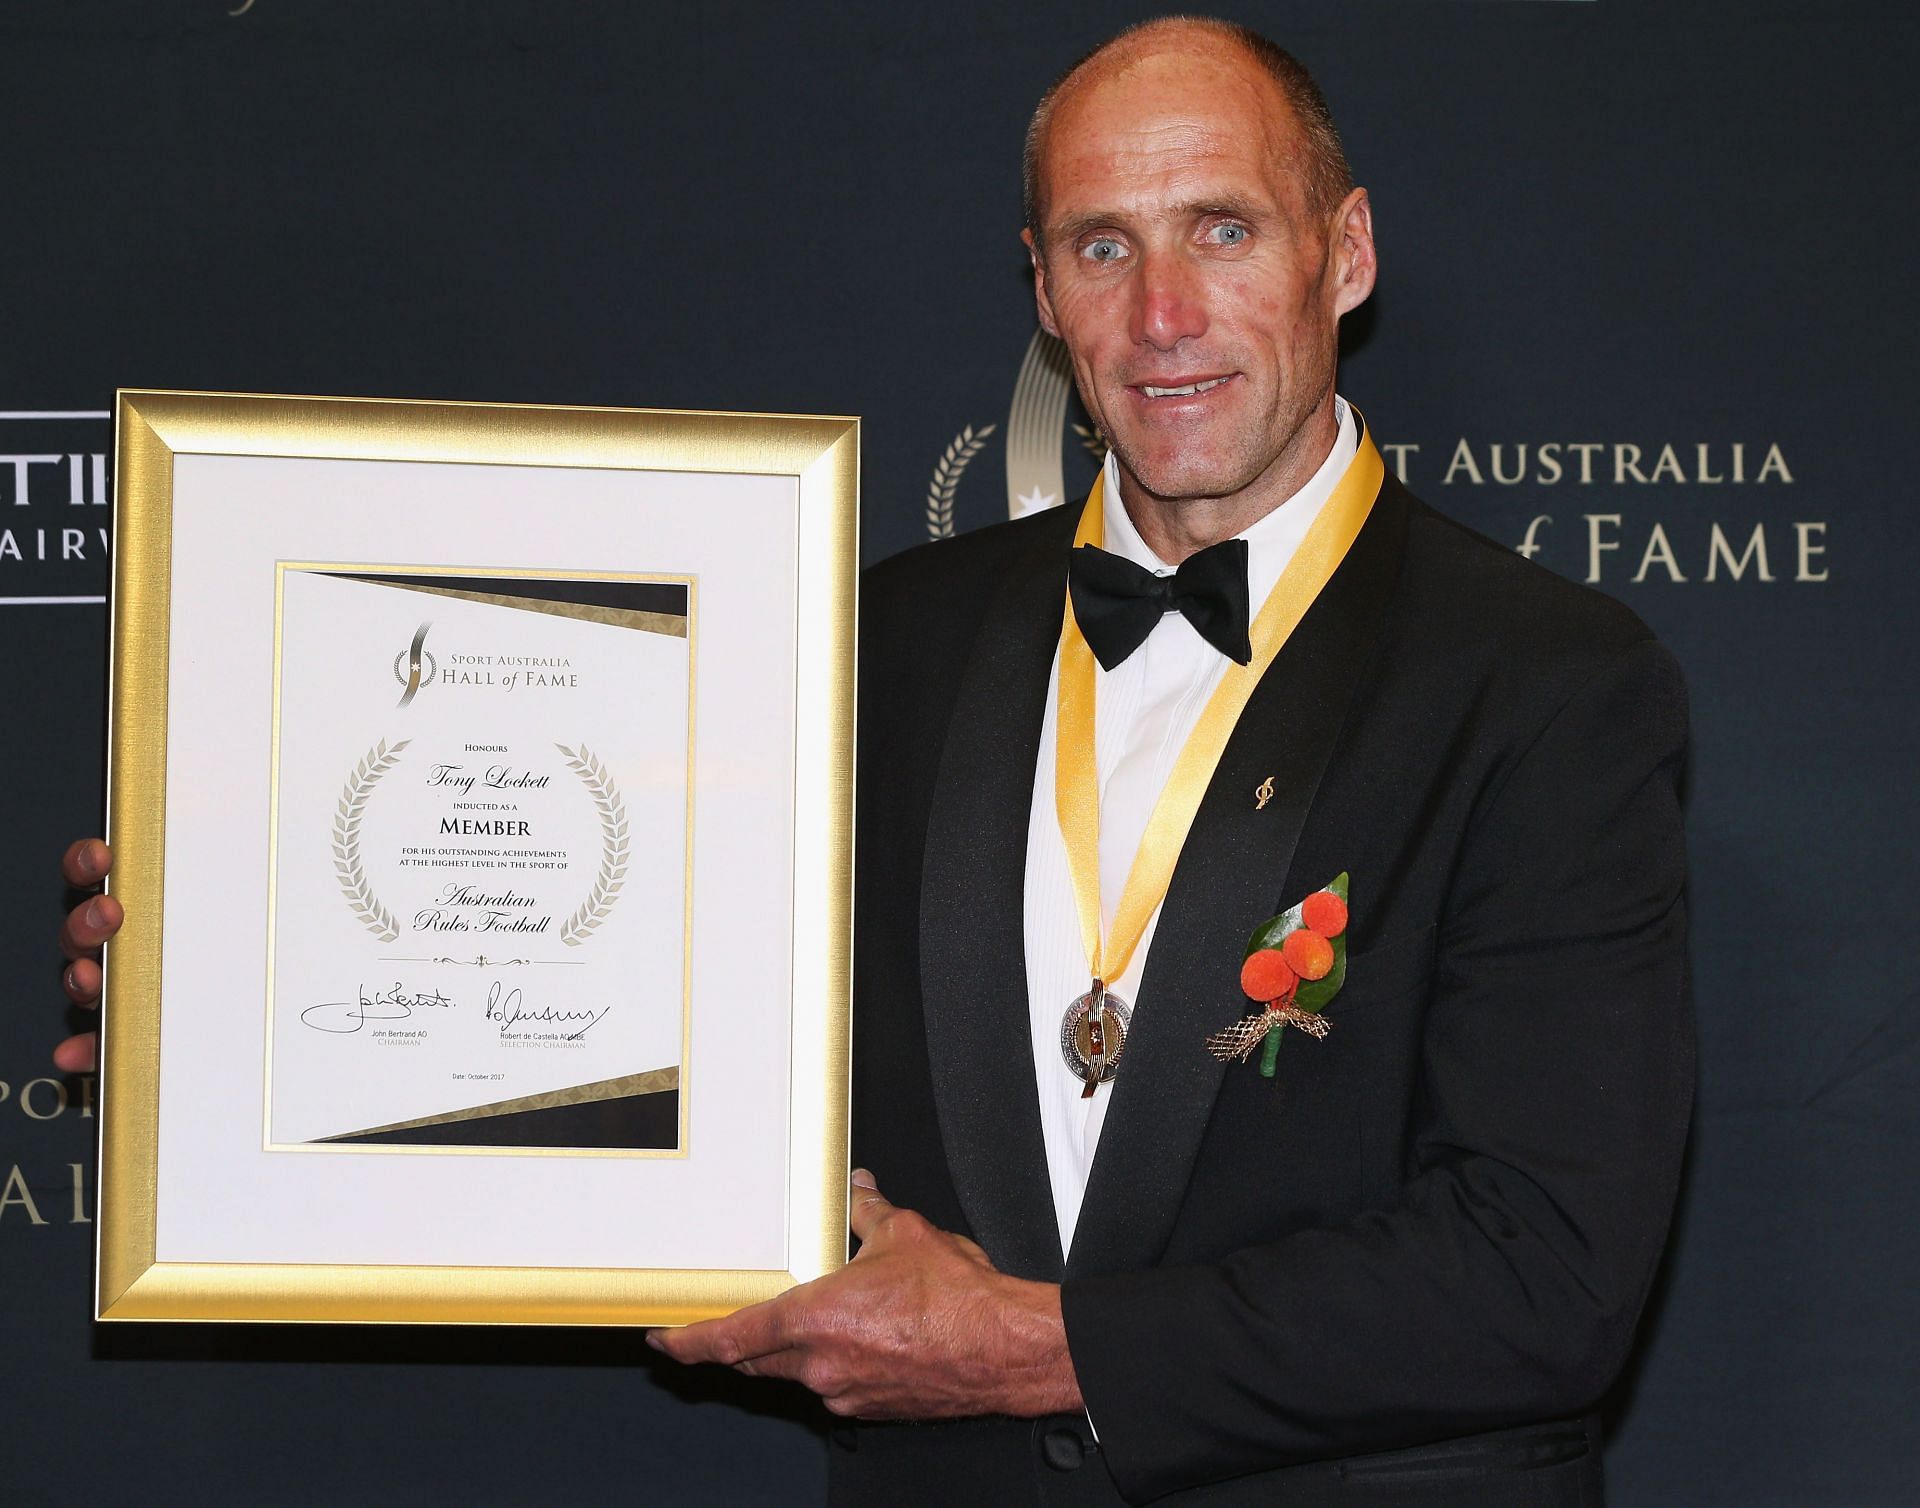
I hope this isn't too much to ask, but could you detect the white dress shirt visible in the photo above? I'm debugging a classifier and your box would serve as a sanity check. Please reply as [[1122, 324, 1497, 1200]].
[[1021, 396, 1359, 1258]]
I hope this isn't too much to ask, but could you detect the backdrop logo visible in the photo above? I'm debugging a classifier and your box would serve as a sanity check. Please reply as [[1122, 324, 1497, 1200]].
[[924, 332, 1098, 539], [0, 409, 113, 607]]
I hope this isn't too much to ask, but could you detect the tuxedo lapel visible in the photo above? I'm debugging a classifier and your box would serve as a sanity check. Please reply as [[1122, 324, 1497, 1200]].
[[1067, 481, 1410, 1280], [918, 507, 1079, 1283]]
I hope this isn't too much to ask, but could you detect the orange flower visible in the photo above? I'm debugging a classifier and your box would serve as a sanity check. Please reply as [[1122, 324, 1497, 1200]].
[[1282, 928, 1335, 981], [1301, 890, 1348, 938], [1239, 948, 1297, 1003]]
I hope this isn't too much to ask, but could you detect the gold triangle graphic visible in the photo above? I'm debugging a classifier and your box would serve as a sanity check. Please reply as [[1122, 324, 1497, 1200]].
[[321, 1064, 679, 1140]]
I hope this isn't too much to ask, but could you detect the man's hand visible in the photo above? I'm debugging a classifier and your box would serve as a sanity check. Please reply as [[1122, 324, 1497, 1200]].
[[648, 1170, 1082, 1421], [56, 838, 118, 1073]]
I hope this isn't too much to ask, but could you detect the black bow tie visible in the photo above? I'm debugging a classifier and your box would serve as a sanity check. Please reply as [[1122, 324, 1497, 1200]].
[[1067, 538, 1253, 671]]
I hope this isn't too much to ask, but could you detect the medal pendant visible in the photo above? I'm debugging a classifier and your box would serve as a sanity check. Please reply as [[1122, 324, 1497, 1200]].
[[1060, 984, 1131, 1093]]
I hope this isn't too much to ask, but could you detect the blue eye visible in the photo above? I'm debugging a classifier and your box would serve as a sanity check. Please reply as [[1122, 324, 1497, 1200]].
[[1211, 223, 1249, 246], [1081, 237, 1127, 264]]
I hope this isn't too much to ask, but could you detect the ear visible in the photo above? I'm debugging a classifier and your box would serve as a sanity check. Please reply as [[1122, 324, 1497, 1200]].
[[1022, 226, 1062, 338], [1328, 187, 1377, 319]]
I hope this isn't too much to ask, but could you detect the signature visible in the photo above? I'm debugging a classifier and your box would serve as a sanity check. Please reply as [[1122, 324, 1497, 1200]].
[[300, 983, 455, 1034], [484, 980, 609, 1040]]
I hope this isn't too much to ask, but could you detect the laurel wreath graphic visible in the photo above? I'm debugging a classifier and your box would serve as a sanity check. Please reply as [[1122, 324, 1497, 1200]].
[[925, 423, 998, 540], [334, 738, 412, 942], [555, 743, 630, 947]]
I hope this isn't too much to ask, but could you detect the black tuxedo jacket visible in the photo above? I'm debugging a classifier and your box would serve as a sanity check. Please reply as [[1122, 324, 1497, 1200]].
[[831, 472, 1692, 1506]]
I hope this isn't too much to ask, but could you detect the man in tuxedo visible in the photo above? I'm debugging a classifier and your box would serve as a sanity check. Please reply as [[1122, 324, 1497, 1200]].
[[59, 16, 1690, 1505]]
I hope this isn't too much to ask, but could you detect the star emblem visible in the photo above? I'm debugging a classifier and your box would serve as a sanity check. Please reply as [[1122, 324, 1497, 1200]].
[[1012, 485, 1059, 517]]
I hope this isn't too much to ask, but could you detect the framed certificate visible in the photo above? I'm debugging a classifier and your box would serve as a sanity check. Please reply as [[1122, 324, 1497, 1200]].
[[97, 390, 856, 1325]]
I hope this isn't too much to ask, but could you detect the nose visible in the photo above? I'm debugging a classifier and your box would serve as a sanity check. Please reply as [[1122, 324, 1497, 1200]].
[[1130, 246, 1209, 351]]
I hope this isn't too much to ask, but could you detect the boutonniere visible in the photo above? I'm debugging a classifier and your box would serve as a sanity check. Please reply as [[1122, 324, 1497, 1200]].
[[1205, 872, 1350, 1077]]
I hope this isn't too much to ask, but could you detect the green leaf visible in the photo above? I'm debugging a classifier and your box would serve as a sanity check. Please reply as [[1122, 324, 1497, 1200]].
[[1244, 896, 1307, 958]]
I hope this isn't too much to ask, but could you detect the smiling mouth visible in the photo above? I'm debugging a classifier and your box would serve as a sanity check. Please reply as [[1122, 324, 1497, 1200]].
[[1137, 376, 1234, 399]]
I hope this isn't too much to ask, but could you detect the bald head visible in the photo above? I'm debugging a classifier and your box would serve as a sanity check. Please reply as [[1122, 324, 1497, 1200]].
[[1022, 17, 1351, 244]]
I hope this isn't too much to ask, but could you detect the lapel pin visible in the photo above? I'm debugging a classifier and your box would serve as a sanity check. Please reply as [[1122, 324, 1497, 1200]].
[[1254, 775, 1274, 810]]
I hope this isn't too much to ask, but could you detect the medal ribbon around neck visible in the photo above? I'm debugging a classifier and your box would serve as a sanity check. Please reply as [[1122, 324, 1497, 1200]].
[[1055, 416, 1386, 1002]]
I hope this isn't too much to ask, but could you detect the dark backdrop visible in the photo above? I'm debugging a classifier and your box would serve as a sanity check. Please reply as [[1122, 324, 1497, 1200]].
[[3, 1, 1915, 1502]]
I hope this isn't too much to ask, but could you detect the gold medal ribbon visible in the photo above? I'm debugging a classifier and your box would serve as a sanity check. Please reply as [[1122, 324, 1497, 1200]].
[[1055, 418, 1385, 989]]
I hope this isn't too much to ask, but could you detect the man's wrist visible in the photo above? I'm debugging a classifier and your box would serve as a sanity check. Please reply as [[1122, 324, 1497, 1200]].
[[988, 1276, 1085, 1417]]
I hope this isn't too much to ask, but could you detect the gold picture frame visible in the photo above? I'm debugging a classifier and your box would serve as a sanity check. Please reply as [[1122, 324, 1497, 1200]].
[[99, 389, 857, 1325]]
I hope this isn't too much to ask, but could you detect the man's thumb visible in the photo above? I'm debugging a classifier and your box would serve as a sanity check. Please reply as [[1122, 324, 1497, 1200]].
[[849, 1168, 895, 1244]]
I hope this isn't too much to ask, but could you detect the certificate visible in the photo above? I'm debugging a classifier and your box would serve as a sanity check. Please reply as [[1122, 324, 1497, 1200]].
[[97, 391, 856, 1325], [266, 564, 695, 1154]]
